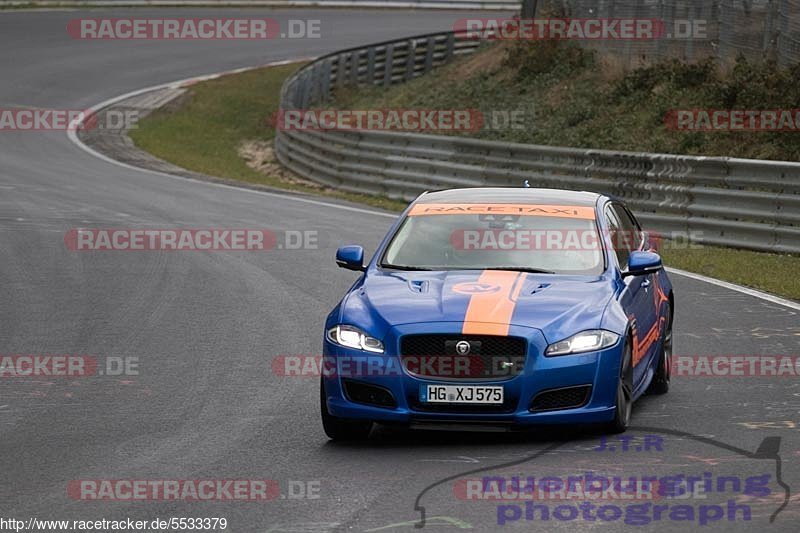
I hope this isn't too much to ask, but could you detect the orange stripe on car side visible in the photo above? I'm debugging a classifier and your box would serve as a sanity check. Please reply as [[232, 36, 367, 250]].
[[632, 321, 661, 366], [462, 271, 526, 336], [632, 281, 671, 365]]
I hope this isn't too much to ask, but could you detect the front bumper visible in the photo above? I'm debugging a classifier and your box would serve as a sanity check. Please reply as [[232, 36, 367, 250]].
[[322, 322, 621, 426]]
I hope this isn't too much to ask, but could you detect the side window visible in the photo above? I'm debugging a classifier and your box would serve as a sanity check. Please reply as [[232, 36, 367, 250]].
[[614, 205, 643, 251], [604, 206, 629, 268]]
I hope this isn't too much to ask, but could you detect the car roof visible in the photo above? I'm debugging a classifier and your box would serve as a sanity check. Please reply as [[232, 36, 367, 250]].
[[413, 187, 603, 207]]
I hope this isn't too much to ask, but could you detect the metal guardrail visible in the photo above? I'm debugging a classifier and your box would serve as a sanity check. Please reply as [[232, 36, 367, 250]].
[[275, 31, 800, 254]]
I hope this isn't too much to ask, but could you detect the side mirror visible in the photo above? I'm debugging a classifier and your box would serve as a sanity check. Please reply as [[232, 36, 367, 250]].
[[336, 245, 365, 272], [624, 251, 662, 277]]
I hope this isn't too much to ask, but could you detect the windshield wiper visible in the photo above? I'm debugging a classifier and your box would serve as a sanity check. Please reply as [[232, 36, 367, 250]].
[[483, 267, 556, 274], [380, 264, 435, 271]]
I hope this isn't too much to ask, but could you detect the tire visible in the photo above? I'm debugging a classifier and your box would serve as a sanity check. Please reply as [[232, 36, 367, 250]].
[[606, 341, 634, 434], [320, 377, 372, 441], [647, 303, 672, 395]]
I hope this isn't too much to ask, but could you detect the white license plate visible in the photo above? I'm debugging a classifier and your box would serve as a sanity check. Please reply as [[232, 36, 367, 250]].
[[422, 385, 504, 404]]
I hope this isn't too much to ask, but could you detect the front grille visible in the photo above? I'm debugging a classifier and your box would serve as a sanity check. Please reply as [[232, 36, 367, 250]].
[[399, 334, 527, 381], [529, 385, 592, 412]]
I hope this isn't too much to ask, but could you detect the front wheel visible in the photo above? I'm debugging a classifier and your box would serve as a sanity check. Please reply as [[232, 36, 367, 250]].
[[606, 341, 633, 434], [320, 378, 372, 441]]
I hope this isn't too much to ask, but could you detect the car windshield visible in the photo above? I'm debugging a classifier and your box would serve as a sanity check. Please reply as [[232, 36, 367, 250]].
[[382, 208, 605, 275]]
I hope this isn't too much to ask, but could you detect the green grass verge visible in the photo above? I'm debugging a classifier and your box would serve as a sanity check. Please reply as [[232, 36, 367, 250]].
[[0, 3, 37, 8], [128, 62, 408, 213], [129, 58, 799, 301], [332, 41, 800, 160], [660, 246, 800, 300]]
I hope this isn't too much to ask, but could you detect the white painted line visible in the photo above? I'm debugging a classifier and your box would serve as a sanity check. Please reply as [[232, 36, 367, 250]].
[[67, 59, 800, 311], [66, 58, 400, 220], [666, 267, 800, 311]]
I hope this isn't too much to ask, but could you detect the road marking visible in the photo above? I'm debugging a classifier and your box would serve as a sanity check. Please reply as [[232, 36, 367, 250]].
[[419, 456, 481, 464], [364, 516, 471, 531], [66, 59, 400, 221], [665, 267, 800, 311], [67, 63, 800, 311], [264, 523, 340, 533], [738, 420, 797, 430]]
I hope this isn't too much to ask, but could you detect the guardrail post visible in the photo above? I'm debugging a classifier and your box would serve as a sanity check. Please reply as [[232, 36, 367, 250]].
[[445, 33, 455, 61], [321, 59, 332, 102], [308, 63, 320, 104], [424, 36, 436, 74], [350, 50, 361, 85], [300, 70, 312, 108], [383, 44, 395, 86], [337, 53, 348, 88], [367, 46, 376, 84], [404, 39, 417, 81]]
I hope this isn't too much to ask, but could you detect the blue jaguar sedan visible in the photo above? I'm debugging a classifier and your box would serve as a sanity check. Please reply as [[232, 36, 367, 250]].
[[321, 188, 673, 440]]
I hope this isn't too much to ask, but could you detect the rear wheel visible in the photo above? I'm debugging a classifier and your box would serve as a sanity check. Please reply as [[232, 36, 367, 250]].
[[320, 377, 372, 441], [647, 303, 672, 395], [606, 341, 633, 434]]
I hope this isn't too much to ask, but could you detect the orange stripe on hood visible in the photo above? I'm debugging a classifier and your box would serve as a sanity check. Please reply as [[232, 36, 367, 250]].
[[462, 271, 526, 336]]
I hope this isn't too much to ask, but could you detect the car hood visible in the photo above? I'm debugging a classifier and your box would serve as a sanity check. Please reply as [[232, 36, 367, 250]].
[[342, 270, 615, 343]]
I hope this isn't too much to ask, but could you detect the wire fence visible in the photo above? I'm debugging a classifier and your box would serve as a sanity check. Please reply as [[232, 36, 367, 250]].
[[543, 0, 800, 68], [0, 0, 520, 7]]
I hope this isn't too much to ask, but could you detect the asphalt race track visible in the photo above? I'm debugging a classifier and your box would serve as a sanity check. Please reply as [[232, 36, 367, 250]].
[[1, 8, 799, 533]]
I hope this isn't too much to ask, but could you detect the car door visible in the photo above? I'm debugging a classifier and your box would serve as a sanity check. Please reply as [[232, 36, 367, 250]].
[[604, 204, 657, 389]]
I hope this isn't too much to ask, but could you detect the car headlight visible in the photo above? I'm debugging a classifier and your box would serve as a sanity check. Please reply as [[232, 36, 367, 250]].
[[326, 325, 384, 353], [545, 330, 620, 356]]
